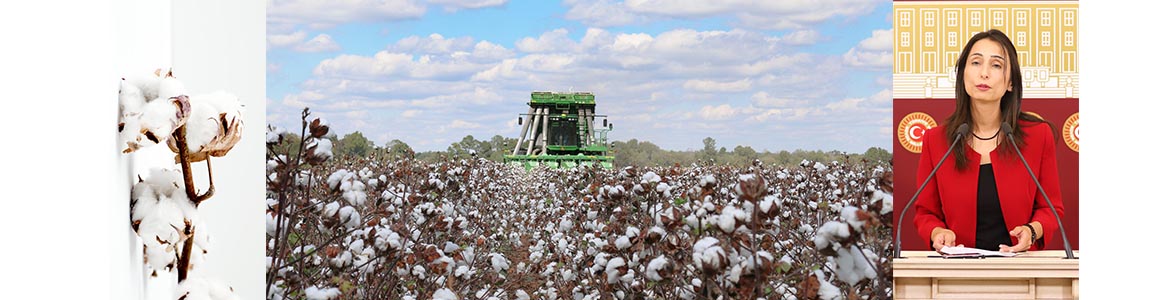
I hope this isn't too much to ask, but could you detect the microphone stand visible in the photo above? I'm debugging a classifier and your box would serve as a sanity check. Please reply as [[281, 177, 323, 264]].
[[1002, 122, 1077, 259], [895, 123, 969, 259]]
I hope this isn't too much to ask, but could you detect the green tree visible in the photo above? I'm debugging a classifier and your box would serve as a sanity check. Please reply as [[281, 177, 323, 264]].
[[698, 137, 718, 164], [862, 146, 892, 164], [732, 145, 759, 165], [447, 135, 491, 159], [384, 139, 414, 160], [487, 135, 518, 161], [336, 131, 374, 158]]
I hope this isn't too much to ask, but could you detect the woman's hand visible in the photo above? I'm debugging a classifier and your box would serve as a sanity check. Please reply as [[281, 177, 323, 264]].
[[999, 222, 1042, 253], [931, 227, 956, 251]]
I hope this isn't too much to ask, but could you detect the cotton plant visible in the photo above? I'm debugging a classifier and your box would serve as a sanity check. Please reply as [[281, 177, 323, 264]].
[[265, 122, 893, 299], [121, 69, 244, 299]]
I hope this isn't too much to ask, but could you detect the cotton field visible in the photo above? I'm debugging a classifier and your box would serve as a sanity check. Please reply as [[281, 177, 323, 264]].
[[266, 112, 894, 300]]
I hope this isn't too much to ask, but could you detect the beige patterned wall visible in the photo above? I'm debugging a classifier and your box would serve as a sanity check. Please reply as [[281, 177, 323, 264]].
[[893, 1, 1078, 99]]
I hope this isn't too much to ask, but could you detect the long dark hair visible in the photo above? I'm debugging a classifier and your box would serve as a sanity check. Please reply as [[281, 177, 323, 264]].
[[945, 28, 1046, 171]]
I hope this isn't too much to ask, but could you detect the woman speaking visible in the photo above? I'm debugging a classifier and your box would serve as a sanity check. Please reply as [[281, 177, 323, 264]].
[[913, 29, 1066, 253]]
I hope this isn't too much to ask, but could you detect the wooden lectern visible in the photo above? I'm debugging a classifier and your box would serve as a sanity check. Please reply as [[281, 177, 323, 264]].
[[894, 250, 1079, 299]]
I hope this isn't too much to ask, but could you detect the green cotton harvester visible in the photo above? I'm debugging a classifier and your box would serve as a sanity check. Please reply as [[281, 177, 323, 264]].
[[506, 91, 614, 170]]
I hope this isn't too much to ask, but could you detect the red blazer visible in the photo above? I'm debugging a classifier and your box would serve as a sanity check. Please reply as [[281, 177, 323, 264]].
[[913, 120, 1065, 250]]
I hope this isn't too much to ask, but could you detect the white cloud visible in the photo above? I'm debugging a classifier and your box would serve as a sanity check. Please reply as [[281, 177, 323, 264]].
[[428, 0, 506, 11], [564, 0, 641, 27], [314, 52, 414, 78], [345, 110, 368, 119], [392, 33, 475, 54], [268, 31, 307, 48], [271, 25, 888, 152], [843, 29, 892, 69], [779, 29, 821, 45], [294, 34, 342, 52], [751, 91, 806, 108], [856, 29, 891, 51], [826, 97, 865, 111], [699, 104, 737, 120], [448, 119, 481, 129], [268, 30, 340, 52], [516, 28, 577, 53], [268, 0, 428, 29], [565, 0, 883, 30], [683, 78, 751, 93], [625, 0, 732, 17], [868, 88, 892, 106]]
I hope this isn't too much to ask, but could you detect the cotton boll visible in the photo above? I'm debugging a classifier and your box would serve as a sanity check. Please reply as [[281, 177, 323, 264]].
[[614, 236, 631, 250], [309, 138, 334, 161], [728, 263, 744, 284], [831, 246, 877, 286], [717, 211, 738, 234], [489, 253, 510, 273], [130, 182, 158, 228], [646, 255, 670, 281], [642, 171, 661, 183], [175, 276, 240, 300], [143, 167, 185, 198], [170, 91, 244, 162], [266, 128, 282, 144], [455, 265, 472, 280], [119, 79, 146, 117], [330, 250, 352, 268], [304, 286, 341, 300], [158, 71, 188, 98], [840, 206, 866, 232], [692, 237, 726, 274], [761, 195, 778, 214], [138, 95, 190, 146], [339, 206, 361, 229], [342, 189, 366, 207], [814, 221, 850, 251], [814, 269, 842, 300], [139, 195, 186, 274], [327, 170, 349, 190], [126, 71, 161, 101], [322, 202, 340, 219], [433, 289, 458, 300], [412, 265, 426, 279], [118, 116, 149, 153], [176, 100, 223, 155], [605, 257, 626, 284]]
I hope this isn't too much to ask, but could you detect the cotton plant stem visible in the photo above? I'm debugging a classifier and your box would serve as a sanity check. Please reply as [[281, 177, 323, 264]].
[[267, 110, 311, 295], [173, 124, 198, 283], [176, 124, 199, 204], [194, 158, 215, 205], [177, 225, 196, 282]]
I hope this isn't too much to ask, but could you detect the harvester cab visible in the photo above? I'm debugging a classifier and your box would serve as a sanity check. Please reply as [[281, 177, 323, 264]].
[[505, 91, 615, 170]]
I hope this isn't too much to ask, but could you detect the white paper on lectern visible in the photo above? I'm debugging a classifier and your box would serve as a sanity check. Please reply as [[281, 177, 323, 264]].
[[940, 246, 1018, 257]]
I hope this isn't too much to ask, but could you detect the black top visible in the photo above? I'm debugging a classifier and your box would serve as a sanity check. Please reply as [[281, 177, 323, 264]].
[[976, 163, 1011, 251]]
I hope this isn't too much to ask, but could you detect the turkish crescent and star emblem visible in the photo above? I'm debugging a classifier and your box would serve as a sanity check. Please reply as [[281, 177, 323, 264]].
[[1063, 112, 1079, 152], [898, 112, 936, 154]]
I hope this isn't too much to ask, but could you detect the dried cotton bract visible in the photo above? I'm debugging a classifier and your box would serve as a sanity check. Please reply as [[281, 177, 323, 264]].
[[168, 91, 245, 163]]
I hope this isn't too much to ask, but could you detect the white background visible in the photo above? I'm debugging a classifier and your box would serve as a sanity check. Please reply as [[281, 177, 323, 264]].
[[172, 1, 265, 299], [1, 0, 1169, 299], [0, 0, 263, 299]]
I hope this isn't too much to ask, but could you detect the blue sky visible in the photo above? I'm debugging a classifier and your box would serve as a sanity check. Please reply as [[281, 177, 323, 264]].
[[267, 0, 893, 153]]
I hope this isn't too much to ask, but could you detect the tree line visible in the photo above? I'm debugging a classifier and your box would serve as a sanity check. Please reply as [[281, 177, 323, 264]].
[[276, 131, 892, 168]]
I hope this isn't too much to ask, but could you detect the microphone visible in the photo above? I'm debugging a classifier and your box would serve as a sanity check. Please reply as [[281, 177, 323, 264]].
[[895, 123, 969, 258], [1001, 122, 1077, 259]]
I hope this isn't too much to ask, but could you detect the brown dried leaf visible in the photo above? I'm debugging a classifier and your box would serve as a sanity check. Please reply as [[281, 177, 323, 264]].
[[798, 274, 820, 300]]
